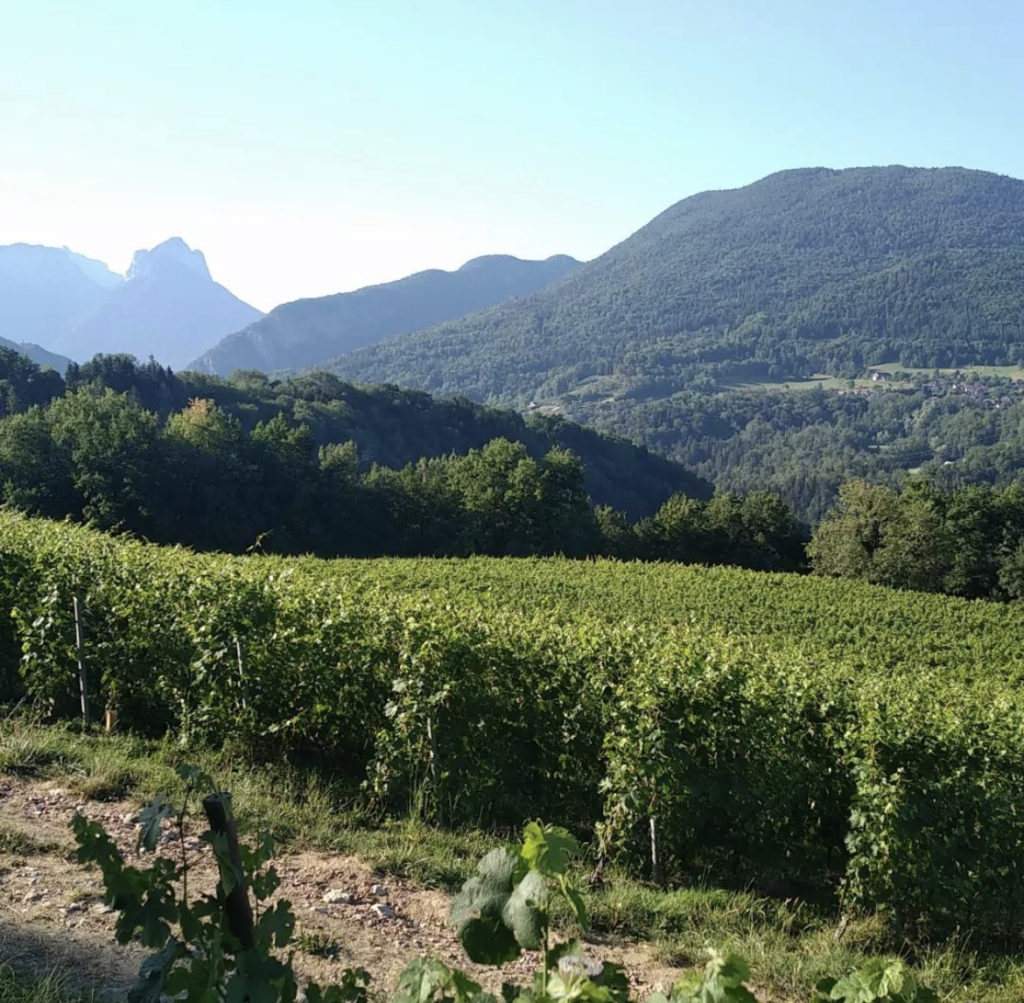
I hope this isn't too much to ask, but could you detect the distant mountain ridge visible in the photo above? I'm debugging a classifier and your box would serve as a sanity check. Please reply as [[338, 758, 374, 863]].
[[0, 238, 262, 370], [0, 244, 115, 351], [188, 253, 582, 376], [321, 166, 1024, 402]]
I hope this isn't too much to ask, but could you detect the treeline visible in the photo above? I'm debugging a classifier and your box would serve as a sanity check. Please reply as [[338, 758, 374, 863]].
[[0, 348, 710, 519], [809, 479, 1024, 600], [0, 378, 804, 568], [8, 348, 1024, 595]]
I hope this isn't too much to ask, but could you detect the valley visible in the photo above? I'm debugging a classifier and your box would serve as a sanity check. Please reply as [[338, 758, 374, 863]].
[[6, 166, 1024, 1002]]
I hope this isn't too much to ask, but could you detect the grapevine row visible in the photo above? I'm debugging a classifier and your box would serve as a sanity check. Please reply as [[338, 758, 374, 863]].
[[2, 512, 1023, 943]]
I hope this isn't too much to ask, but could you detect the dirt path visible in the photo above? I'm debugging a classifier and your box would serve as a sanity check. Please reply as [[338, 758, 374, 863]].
[[0, 777, 684, 1000]]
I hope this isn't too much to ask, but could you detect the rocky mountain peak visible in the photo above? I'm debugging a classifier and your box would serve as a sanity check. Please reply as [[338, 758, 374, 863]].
[[126, 237, 212, 282]]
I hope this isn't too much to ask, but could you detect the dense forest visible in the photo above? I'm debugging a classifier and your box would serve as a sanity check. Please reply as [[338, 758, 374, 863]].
[[0, 348, 708, 517], [574, 374, 1024, 523], [809, 478, 1024, 600], [0, 348, 807, 569]]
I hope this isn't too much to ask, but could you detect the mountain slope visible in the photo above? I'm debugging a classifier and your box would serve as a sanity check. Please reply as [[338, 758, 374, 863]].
[[187, 253, 581, 376], [50, 238, 263, 370], [322, 166, 1024, 400], [0, 337, 71, 372], [0, 244, 118, 349]]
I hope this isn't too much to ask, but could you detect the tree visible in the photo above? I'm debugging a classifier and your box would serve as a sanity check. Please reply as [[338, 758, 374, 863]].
[[807, 480, 899, 581], [738, 491, 805, 571], [162, 399, 260, 550], [0, 405, 74, 516], [635, 494, 710, 563], [46, 387, 161, 532], [533, 447, 599, 557], [872, 482, 949, 592]]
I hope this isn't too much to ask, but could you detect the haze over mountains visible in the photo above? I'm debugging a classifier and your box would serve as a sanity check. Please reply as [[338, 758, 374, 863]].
[[322, 166, 1024, 402], [0, 238, 262, 371], [188, 253, 582, 376]]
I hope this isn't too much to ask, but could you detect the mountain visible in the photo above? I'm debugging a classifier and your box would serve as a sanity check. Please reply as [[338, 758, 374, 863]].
[[0, 244, 118, 352], [322, 166, 1024, 401], [187, 253, 582, 376], [0, 336, 71, 372], [0, 238, 262, 371], [50, 238, 263, 370]]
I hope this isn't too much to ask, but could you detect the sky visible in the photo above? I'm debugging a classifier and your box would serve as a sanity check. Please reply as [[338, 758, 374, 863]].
[[2, 0, 1023, 312]]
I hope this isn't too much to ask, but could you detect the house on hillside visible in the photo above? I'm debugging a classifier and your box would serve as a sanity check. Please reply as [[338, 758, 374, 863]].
[[869, 369, 891, 382]]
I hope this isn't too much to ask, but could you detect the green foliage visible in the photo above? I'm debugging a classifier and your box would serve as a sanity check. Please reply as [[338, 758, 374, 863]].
[[72, 777, 948, 1003], [812, 959, 939, 1003], [392, 958, 490, 1003], [450, 822, 587, 979], [634, 489, 805, 570], [0, 351, 711, 536], [450, 849, 523, 964], [809, 479, 1024, 599], [8, 513, 1024, 943], [71, 769, 369, 1003], [648, 951, 756, 1003]]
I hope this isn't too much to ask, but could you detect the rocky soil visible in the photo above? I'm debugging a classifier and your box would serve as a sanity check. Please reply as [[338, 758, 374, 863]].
[[0, 777, 683, 1000]]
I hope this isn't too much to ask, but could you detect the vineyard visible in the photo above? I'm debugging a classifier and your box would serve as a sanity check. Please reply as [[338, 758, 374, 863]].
[[2, 512, 1024, 946]]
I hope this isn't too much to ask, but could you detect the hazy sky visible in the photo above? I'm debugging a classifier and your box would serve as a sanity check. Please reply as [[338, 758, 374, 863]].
[[2, 0, 1023, 311]]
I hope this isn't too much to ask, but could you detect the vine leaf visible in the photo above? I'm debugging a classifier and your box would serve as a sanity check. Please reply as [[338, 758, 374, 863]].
[[395, 957, 492, 1003], [820, 959, 939, 1003], [560, 875, 588, 929], [126, 938, 184, 1003], [257, 898, 296, 949], [138, 795, 173, 853], [450, 848, 520, 964], [521, 822, 577, 877], [501, 870, 547, 950]]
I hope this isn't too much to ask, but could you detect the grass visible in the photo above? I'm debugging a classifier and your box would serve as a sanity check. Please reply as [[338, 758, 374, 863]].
[[720, 375, 859, 393], [3, 717, 1024, 1002], [0, 822, 60, 856], [297, 930, 344, 960], [867, 362, 1024, 380], [0, 963, 101, 1003]]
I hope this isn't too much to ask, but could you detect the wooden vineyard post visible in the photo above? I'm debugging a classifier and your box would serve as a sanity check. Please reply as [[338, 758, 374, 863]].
[[649, 814, 662, 886], [202, 793, 256, 951], [71, 581, 90, 726]]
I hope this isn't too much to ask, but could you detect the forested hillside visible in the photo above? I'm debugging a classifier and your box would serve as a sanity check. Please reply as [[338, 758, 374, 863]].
[[574, 373, 1024, 523], [0, 350, 777, 561], [324, 167, 1024, 400]]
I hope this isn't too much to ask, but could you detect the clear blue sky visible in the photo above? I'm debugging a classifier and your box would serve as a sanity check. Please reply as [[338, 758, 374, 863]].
[[2, 0, 1022, 310]]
